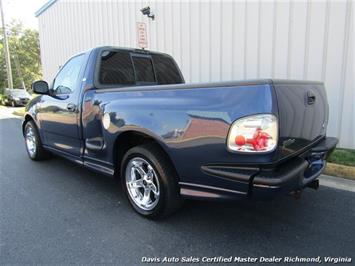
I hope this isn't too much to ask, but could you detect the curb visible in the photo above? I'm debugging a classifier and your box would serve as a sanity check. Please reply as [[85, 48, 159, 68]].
[[320, 174, 355, 192], [324, 163, 355, 180]]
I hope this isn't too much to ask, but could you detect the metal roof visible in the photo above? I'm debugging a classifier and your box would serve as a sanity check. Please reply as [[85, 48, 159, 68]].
[[35, 0, 57, 17]]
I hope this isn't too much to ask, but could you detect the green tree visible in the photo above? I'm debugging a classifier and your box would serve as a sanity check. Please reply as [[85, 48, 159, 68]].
[[0, 20, 42, 93]]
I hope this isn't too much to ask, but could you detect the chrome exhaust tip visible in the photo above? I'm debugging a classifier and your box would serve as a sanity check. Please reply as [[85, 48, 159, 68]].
[[307, 179, 319, 190]]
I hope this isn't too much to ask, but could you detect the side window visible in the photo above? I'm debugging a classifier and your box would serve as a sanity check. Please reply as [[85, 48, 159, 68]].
[[53, 54, 85, 95]]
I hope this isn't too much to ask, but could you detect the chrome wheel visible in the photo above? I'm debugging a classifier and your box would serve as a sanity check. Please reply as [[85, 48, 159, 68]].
[[25, 125, 36, 157], [125, 157, 160, 211]]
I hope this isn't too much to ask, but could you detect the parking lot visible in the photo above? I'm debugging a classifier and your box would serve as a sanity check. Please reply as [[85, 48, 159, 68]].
[[0, 110, 354, 264]]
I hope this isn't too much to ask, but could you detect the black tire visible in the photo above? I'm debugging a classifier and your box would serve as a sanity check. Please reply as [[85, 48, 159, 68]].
[[24, 121, 50, 161], [121, 143, 183, 218]]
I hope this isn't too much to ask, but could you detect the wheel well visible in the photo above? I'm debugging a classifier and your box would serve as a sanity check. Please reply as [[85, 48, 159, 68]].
[[22, 115, 34, 135], [113, 131, 179, 180]]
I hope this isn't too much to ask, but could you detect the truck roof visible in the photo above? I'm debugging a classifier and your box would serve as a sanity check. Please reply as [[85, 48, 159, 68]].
[[93, 46, 169, 56]]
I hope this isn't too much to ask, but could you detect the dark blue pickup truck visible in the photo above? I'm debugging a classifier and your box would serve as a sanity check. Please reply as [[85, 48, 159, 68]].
[[23, 46, 337, 218]]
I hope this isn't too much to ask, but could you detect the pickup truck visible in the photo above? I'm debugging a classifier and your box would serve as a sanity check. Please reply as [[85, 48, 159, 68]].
[[24, 46, 338, 218]]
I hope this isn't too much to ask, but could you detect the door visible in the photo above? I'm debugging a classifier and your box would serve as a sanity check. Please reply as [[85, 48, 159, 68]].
[[39, 54, 86, 156]]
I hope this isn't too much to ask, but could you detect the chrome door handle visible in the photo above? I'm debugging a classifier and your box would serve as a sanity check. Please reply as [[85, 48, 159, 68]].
[[67, 103, 76, 112]]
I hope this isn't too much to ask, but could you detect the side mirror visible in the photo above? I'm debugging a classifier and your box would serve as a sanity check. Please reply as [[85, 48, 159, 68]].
[[32, 80, 49, 95]]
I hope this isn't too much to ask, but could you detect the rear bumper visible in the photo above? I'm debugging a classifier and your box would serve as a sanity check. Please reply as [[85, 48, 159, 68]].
[[180, 137, 338, 200], [251, 156, 324, 199], [253, 137, 338, 199]]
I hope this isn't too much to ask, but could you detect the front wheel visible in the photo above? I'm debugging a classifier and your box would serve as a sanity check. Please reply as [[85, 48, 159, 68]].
[[121, 143, 182, 218], [24, 121, 50, 161]]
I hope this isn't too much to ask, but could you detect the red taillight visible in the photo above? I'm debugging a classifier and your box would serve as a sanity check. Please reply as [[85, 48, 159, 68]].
[[228, 114, 277, 153], [249, 128, 270, 150], [235, 128, 270, 151], [235, 135, 246, 146]]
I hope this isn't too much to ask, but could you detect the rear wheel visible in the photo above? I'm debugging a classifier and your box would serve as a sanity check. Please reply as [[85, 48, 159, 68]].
[[24, 121, 50, 161], [121, 143, 182, 218]]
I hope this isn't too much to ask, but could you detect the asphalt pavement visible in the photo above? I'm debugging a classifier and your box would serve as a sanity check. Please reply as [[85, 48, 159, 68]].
[[1, 110, 355, 265]]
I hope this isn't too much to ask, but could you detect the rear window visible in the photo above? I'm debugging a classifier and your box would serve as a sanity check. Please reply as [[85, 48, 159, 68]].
[[132, 56, 155, 83], [151, 54, 183, 84], [99, 51, 135, 85], [98, 50, 183, 86]]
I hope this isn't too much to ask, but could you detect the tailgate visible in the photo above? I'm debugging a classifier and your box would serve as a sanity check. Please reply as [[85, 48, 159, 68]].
[[273, 80, 328, 159]]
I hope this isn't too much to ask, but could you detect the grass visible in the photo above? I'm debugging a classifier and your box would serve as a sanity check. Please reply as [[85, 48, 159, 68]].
[[325, 148, 355, 179], [327, 148, 355, 167]]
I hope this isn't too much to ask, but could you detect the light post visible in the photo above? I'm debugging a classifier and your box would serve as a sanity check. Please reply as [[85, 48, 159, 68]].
[[0, 0, 13, 89]]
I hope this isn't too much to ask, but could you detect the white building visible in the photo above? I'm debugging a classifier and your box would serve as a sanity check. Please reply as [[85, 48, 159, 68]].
[[36, 0, 354, 148]]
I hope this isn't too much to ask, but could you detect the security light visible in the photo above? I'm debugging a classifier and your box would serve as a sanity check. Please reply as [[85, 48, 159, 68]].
[[140, 6, 154, 20]]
